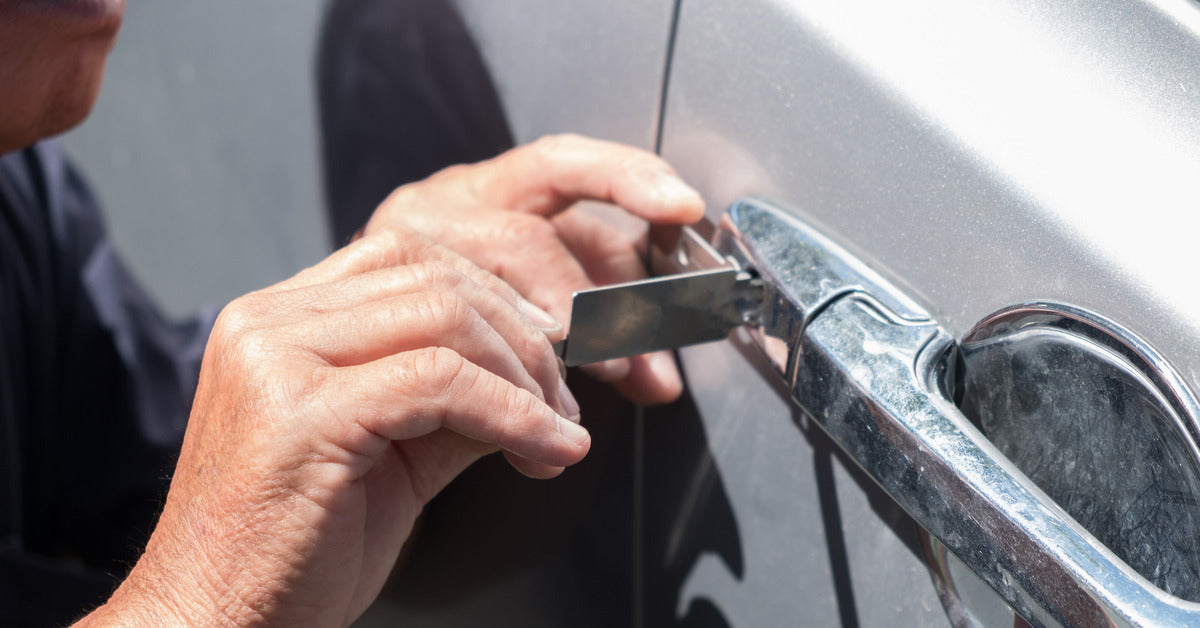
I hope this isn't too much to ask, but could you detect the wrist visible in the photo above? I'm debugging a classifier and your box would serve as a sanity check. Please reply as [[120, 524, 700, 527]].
[[74, 557, 211, 627], [73, 571, 192, 627], [75, 521, 251, 627]]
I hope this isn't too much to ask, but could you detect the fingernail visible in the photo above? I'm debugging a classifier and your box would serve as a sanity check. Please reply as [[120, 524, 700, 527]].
[[655, 172, 703, 206], [582, 358, 631, 382], [518, 296, 562, 333], [557, 413, 590, 445], [558, 378, 580, 422]]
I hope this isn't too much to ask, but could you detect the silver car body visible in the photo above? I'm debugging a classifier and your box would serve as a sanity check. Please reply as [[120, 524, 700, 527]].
[[453, 0, 1200, 625]]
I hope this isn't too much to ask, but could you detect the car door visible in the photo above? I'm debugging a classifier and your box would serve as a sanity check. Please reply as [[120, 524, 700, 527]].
[[377, 0, 1200, 626], [650, 0, 1200, 626]]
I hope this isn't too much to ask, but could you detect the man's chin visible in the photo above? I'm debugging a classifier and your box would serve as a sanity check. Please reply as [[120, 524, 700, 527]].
[[23, 0, 125, 37], [0, 49, 112, 155], [0, 0, 123, 154], [43, 88, 105, 142], [0, 103, 94, 155]]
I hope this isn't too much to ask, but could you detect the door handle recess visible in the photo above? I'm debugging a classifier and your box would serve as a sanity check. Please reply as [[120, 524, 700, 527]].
[[652, 199, 1200, 627]]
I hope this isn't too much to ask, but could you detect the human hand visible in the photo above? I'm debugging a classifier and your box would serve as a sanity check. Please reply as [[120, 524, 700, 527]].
[[361, 134, 705, 405], [78, 230, 587, 627]]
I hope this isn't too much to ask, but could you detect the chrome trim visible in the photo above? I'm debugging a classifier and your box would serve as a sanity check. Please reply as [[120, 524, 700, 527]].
[[962, 302, 1200, 465], [954, 303, 1200, 607], [701, 198, 1200, 627]]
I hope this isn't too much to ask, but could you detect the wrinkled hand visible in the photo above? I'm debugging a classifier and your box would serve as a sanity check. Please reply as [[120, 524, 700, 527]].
[[80, 230, 587, 626], [362, 134, 705, 405]]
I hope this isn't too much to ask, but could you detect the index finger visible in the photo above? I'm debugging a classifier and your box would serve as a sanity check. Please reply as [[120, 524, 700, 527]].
[[468, 134, 706, 223]]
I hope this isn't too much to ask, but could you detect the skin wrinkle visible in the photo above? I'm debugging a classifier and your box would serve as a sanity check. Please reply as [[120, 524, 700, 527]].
[[287, 263, 485, 319], [199, 459, 313, 620], [213, 235, 573, 619], [297, 293, 478, 363], [53, 127, 698, 623], [368, 145, 695, 401], [307, 390, 388, 469], [157, 487, 262, 625], [390, 439, 440, 516]]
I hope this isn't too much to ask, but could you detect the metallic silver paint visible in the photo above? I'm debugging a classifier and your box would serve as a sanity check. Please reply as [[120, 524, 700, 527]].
[[657, 1, 1200, 623], [449, 0, 677, 149], [450, 0, 1200, 623], [661, 0, 1200, 386]]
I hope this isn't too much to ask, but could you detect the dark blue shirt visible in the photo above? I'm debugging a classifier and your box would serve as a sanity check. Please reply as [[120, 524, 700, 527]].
[[0, 141, 214, 626]]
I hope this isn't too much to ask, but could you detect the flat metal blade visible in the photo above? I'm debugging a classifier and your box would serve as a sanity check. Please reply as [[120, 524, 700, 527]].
[[554, 267, 763, 366]]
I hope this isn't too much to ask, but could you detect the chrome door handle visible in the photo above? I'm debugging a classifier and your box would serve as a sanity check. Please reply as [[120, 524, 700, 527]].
[[654, 199, 1200, 627]]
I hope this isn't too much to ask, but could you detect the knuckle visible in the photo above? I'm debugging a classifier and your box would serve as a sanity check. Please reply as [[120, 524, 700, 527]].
[[433, 163, 472, 181], [217, 328, 298, 403], [288, 365, 334, 409], [385, 181, 412, 200], [400, 261, 436, 289], [530, 134, 560, 157], [500, 213, 557, 246], [422, 291, 475, 331], [213, 295, 264, 337], [338, 232, 394, 270], [512, 385, 545, 420], [618, 149, 663, 180], [380, 182, 421, 212], [353, 229, 405, 260], [369, 228, 405, 250], [533, 133, 581, 154], [411, 261, 467, 292], [528, 134, 572, 171], [417, 346, 471, 399], [353, 228, 438, 268], [227, 328, 276, 367], [419, 163, 482, 203], [619, 152, 650, 177], [498, 387, 547, 444], [514, 322, 553, 367]]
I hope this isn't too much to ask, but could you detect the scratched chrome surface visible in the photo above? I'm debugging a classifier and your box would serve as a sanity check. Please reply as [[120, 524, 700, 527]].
[[717, 199, 1200, 627]]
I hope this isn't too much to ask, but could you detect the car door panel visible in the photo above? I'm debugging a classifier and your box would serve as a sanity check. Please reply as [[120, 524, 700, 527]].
[[657, 0, 1200, 625], [660, 0, 1200, 361], [450, 0, 677, 150], [376, 0, 1200, 624]]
